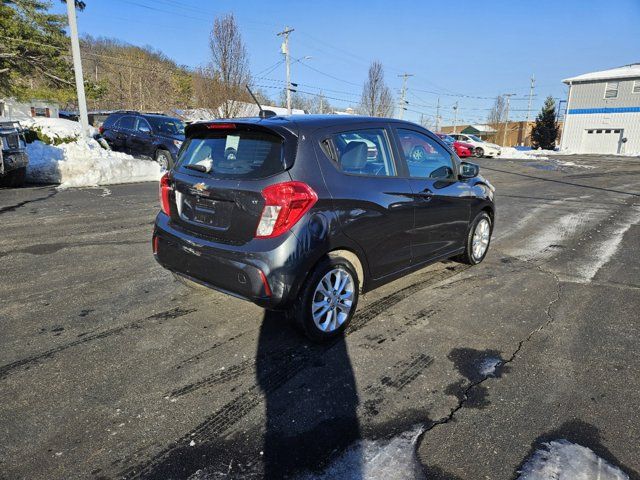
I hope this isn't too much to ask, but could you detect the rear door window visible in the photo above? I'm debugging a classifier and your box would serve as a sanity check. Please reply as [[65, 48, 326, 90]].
[[116, 116, 136, 131], [177, 130, 284, 179], [330, 128, 396, 177], [396, 129, 456, 180]]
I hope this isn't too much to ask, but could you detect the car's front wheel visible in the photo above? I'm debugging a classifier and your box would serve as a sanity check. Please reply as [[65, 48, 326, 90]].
[[456, 211, 492, 265], [290, 256, 359, 342], [475, 147, 484, 158], [155, 149, 173, 171]]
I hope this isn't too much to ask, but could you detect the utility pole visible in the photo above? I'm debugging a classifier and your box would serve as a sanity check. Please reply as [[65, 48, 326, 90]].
[[65, 0, 89, 137], [452, 101, 458, 133], [277, 27, 294, 115], [525, 75, 535, 146], [502, 93, 517, 146], [435, 97, 441, 132], [397, 73, 413, 120]]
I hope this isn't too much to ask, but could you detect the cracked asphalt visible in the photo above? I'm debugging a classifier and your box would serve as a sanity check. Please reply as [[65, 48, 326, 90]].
[[1, 153, 639, 479]]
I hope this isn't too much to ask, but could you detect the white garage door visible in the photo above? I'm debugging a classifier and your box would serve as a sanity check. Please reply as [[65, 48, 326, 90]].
[[580, 129, 622, 154]]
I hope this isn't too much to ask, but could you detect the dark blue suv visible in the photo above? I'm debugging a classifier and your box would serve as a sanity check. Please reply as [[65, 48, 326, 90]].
[[100, 111, 185, 170]]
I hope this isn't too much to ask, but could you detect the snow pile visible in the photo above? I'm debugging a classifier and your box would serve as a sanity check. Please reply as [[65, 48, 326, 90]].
[[298, 426, 425, 480], [500, 147, 549, 160], [26, 139, 161, 188], [517, 440, 629, 480], [22, 117, 97, 140]]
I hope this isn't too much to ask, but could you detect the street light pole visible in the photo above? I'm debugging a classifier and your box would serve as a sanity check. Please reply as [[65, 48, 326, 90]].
[[65, 0, 89, 138]]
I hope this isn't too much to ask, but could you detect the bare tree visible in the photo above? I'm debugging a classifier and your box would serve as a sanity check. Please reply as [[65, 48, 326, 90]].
[[486, 95, 506, 143], [359, 61, 393, 117], [209, 13, 251, 118]]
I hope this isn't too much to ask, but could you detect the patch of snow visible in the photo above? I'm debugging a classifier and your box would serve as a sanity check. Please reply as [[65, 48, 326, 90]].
[[297, 426, 425, 480], [574, 206, 640, 282], [500, 147, 549, 160], [21, 117, 97, 139], [478, 357, 502, 377], [508, 210, 594, 261], [517, 440, 629, 480], [26, 139, 161, 188]]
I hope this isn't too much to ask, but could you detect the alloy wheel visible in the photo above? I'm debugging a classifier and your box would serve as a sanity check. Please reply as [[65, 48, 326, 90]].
[[472, 218, 491, 260], [156, 152, 169, 171], [311, 268, 354, 332]]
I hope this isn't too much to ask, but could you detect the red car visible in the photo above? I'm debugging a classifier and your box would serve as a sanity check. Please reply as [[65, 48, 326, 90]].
[[435, 133, 473, 158]]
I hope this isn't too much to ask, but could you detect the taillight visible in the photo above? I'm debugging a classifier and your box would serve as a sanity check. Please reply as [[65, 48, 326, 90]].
[[206, 123, 236, 129], [99, 126, 104, 135], [159, 172, 172, 215], [256, 181, 318, 238]]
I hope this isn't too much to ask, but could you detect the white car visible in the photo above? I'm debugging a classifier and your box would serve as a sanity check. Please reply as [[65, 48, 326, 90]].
[[450, 134, 501, 158]]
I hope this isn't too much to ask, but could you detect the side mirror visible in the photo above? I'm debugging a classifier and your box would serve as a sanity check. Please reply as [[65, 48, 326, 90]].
[[459, 161, 479, 179], [139, 125, 151, 134]]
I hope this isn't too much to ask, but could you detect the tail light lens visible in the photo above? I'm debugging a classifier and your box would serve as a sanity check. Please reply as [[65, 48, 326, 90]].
[[256, 181, 318, 238], [159, 172, 172, 215], [99, 126, 104, 135]]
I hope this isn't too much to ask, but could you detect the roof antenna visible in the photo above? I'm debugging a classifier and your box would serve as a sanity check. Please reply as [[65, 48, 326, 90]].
[[246, 85, 274, 119]]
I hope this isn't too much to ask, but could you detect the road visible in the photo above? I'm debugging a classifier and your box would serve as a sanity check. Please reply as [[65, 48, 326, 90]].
[[1, 154, 639, 480]]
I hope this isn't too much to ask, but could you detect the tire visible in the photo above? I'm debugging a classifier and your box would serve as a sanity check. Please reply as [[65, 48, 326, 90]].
[[0, 167, 26, 188], [289, 256, 360, 342], [155, 149, 173, 172], [475, 147, 484, 158], [455, 211, 492, 265]]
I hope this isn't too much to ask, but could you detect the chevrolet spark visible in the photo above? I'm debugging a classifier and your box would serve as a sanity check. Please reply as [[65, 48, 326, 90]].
[[153, 115, 495, 341]]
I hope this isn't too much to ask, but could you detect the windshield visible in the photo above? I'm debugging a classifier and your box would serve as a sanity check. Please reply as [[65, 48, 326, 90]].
[[437, 134, 454, 144], [177, 130, 284, 179], [468, 134, 483, 142], [147, 117, 185, 136]]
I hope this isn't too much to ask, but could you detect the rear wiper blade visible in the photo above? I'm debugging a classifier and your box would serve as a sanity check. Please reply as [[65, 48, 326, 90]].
[[184, 164, 208, 172]]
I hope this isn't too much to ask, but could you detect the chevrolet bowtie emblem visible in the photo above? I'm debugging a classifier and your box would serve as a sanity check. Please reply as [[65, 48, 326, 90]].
[[192, 182, 206, 193]]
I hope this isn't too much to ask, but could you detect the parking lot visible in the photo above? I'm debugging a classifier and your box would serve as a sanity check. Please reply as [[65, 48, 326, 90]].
[[1, 154, 639, 479]]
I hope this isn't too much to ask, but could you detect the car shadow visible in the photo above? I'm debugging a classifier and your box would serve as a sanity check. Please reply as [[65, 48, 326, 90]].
[[256, 310, 362, 479]]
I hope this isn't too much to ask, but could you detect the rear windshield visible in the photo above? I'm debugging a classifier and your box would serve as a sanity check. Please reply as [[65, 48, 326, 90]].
[[177, 130, 284, 179]]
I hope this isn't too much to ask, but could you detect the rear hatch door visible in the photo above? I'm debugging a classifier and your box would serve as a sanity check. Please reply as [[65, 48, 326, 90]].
[[170, 122, 297, 245]]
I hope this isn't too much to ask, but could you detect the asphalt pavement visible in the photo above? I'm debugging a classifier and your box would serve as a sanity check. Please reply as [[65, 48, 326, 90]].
[[0, 153, 639, 479]]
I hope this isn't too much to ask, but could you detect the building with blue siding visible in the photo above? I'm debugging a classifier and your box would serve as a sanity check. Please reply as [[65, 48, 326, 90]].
[[560, 64, 640, 155]]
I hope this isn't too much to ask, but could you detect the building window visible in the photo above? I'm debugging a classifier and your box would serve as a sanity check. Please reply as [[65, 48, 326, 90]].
[[633, 80, 640, 94], [604, 82, 619, 99]]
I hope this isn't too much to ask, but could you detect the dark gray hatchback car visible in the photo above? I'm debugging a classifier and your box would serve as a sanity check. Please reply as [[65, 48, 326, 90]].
[[153, 115, 495, 341]]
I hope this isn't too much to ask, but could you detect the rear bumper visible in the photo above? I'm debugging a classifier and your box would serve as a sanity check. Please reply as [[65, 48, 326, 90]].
[[153, 212, 303, 309]]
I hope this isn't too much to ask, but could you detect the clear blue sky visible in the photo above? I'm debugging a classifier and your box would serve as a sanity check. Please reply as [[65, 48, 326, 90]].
[[52, 0, 640, 125]]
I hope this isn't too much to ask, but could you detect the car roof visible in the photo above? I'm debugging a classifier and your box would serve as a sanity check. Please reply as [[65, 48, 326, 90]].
[[191, 114, 426, 133]]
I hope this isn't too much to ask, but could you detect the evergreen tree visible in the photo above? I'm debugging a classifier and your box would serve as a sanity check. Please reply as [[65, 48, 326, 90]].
[[0, 1, 85, 100], [531, 96, 560, 150]]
